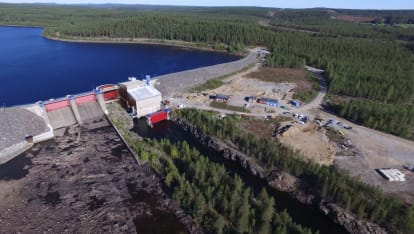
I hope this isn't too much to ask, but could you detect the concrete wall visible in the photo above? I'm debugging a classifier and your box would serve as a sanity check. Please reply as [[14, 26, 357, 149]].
[[77, 102, 104, 122], [136, 95, 162, 118], [47, 107, 77, 130]]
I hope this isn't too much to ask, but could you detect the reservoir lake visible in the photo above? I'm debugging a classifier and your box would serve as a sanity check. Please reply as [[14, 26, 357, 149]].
[[0, 26, 239, 106]]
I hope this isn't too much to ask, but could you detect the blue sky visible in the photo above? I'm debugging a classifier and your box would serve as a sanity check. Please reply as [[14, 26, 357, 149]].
[[1, 0, 413, 9]]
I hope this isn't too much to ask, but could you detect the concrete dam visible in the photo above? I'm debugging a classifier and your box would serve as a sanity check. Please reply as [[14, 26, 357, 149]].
[[0, 50, 259, 165]]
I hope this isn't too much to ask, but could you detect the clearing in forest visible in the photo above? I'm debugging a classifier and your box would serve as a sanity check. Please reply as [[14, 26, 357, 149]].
[[276, 123, 335, 165], [246, 67, 319, 103]]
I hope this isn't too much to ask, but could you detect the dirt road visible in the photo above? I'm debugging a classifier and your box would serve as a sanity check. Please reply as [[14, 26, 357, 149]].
[[298, 66, 328, 113]]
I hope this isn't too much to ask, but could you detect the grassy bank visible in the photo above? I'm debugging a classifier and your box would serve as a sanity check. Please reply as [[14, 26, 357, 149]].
[[192, 63, 255, 92], [292, 73, 319, 103], [209, 101, 249, 113]]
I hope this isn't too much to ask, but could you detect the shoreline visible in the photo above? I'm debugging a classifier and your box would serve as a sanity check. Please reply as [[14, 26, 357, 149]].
[[0, 24, 44, 28], [1, 24, 247, 56], [43, 34, 246, 56]]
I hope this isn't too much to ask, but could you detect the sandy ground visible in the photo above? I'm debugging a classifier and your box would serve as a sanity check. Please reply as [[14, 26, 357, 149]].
[[316, 111, 414, 203], [277, 123, 335, 165]]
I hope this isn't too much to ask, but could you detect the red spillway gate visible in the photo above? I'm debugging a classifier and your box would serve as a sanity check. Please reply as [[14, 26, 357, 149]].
[[44, 99, 70, 112], [75, 93, 96, 105], [146, 109, 170, 127]]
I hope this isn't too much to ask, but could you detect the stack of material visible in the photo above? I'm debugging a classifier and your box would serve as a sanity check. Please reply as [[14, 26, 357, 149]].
[[378, 169, 406, 181]]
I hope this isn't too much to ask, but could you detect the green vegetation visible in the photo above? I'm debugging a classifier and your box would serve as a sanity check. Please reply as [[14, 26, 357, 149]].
[[175, 109, 414, 234], [108, 104, 315, 234], [192, 78, 224, 92], [157, 139, 314, 234], [192, 63, 254, 92], [269, 9, 414, 41], [210, 101, 249, 113]]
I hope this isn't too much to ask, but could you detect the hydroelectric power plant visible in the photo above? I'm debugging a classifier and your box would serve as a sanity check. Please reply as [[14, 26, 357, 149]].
[[0, 49, 259, 165]]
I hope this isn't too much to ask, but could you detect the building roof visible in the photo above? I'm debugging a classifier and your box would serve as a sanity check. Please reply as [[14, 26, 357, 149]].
[[260, 98, 278, 103], [119, 79, 161, 101], [119, 79, 147, 89], [216, 94, 230, 99], [128, 85, 161, 101]]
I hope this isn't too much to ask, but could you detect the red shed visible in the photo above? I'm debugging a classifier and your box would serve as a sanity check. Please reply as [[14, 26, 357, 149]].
[[96, 84, 119, 101]]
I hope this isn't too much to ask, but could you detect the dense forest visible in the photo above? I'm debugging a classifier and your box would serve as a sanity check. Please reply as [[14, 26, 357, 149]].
[[157, 139, 314, 234], [174, 109, 414, 234], [269, 10, 414, 41], [1, 3, 412, 139], [110, 112, 315, 234]]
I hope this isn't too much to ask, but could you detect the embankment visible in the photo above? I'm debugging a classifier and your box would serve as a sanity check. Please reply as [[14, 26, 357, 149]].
[[153, 50, 258, 96], [173, 117, 387, 234]]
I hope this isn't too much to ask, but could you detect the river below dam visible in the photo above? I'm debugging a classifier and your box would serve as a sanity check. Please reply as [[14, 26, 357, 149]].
[[133, 119, 348, 234]]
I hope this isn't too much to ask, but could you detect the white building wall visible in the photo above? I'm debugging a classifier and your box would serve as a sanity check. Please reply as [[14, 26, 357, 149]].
[[135, 95, 162, 118]]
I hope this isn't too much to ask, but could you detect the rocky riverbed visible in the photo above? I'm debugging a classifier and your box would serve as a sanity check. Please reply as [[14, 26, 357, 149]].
[[0, 121, 199, 233]]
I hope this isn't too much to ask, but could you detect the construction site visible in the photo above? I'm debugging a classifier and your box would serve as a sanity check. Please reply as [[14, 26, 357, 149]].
[[167, 60, 414, 204]]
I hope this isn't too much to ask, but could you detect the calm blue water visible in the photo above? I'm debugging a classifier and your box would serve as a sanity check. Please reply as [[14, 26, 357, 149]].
[[0, 26, 239, 106]]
